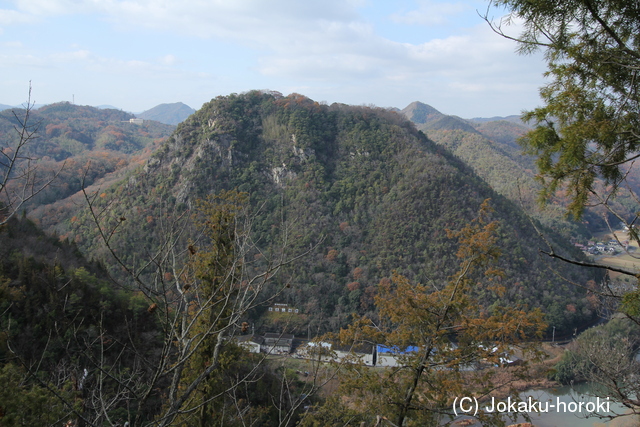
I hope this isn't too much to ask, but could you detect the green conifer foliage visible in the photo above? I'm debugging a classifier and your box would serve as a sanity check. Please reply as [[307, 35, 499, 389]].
[[488, 0, 640, 219]]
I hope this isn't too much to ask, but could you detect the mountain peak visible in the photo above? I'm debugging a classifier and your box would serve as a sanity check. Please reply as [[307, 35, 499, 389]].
[[401, 101, 479, 134], [137, 102, 195, 125], [401, 101, 443, 124]]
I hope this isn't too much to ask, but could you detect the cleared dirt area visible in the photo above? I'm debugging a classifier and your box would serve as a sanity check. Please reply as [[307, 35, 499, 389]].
[[599, 253, 640, 273], [593, 230, 640, 274]]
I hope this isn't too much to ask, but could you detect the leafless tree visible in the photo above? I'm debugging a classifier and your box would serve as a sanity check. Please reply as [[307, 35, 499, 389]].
[[0, 83, 62, 225], [59, 184, 325, 426]]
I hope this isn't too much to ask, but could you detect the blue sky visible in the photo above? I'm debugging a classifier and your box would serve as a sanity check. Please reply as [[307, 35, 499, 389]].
[[0, 0, 547, 118]]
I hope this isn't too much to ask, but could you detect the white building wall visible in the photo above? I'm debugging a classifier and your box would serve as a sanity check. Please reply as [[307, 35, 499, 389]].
[[377, 354, 401, 367], [239, 342, 261, 353]]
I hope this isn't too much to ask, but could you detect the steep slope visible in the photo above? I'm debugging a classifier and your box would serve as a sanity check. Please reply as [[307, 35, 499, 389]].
[[401, 101, 596, 237], [401, 101, 442, 124], [71, 92, 599, 335], [0, 215, 163, 424], [137, 102, 196, 125], [471, 119, 531, 152], [402, 102, 537, 201], [402, 101, 479, 134]]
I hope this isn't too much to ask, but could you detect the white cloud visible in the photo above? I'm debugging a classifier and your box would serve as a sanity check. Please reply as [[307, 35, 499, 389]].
[[50, 49, 91, 61], [160, 54, 177, 66], [72, 51, 179, 76], [448, 81, 486, 92], [0, 0, 546, 116], [5, 0, 363, 38], [1, 46, 199, 82], [13, 0, 94, 16], [256, 17, 535, 90], [3, 41, 24, 48], [2, 0, 520, 84], [0, 7, 35, 32], [390, 0, 468, 26], [1, 55, 43, 69]]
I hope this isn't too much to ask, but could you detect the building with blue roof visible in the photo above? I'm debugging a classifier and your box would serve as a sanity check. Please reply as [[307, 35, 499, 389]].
[[376, 344, 419, 367]]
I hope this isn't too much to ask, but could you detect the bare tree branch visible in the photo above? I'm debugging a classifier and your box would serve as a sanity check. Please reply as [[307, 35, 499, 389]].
[[0, 82, 64, 225]]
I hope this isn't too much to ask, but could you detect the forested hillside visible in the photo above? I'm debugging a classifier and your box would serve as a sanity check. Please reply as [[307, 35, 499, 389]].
[[0, 102, 174, 229], [403, 101, 640, 239], [0, 215, 296, 426], [401, 101, 604, 237], [66, 91, 599, 336]]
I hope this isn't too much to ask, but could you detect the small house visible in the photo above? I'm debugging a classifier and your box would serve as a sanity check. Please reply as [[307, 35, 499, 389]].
[[262, 333, 295, 354], [233, 335, 263, 354], [376, 345, 419, 367], [334, 342, 376, 366], [300, 341, 334, 361]]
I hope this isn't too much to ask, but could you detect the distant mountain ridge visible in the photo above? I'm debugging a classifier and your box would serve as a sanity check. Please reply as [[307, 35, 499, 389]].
[[401, 101, 533, 191], [468, 114, 526, 125], [137, 102, 195, 125], [0, 102, 175, 226], [401, 101, 479, 134], [96, 104, 121, 110], [400, 101, 603, 237], [1, 101, 196, 126], [0, 103, 46, 111], [400, 101, 442, 124]]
